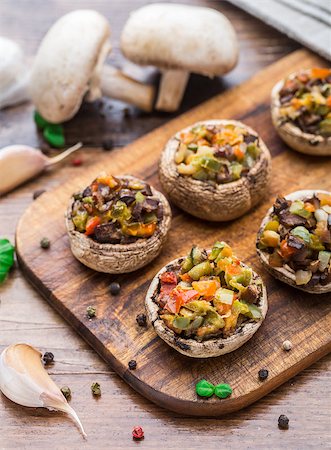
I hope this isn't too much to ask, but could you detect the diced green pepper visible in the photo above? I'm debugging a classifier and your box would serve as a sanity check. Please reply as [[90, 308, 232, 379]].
[[144, 212, 158, 224], [111, 201, 131, 221], [172, 316, 191, 330], [289, 200, 311, 218], [199, 156, 222, 172], [72, 212, 88, 232], [181, 255, 194, 273], [309, 234, 325, 251], [319, 118, 331, 136], [290, 226, 311, 244], [242, 302, 262, 320], [135, 191, 145, 203], [230, 162, 243, 180], [187, 260, 212, 280], [264, 219, 279, 232], [191, 246, 206, 265], [209, 241, 225, 260], [215, 288, 234, 305], [247, 143, 260, 158]]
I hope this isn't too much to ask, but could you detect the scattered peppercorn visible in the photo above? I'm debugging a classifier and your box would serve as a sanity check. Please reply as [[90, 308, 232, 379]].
[[278, 414, 289, 429], [282, 340, 293, 351], [214, 383, 232, 399], [40, 237, 50, 249], [33, 189, 46, 200], [128, 360, 137, 370], [86, 305, 96, 319], [136, 313, 147, 327], [195, 379, 215, 398], [132, 426, 144, 440], [60, 386, 71, 400], [109, 282, 121, 295], [102, 139, 114, 151], [42, 352, 54, 365], [71, 157, 83, 166], [258, 368, 269, 381], [91, 382, 101, 397]]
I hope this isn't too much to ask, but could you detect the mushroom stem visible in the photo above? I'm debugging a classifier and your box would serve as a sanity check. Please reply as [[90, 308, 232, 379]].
[[156, 69, 190, 112], [100, 65, 155, 112]]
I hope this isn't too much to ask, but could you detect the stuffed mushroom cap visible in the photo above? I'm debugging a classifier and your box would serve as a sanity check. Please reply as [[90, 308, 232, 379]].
[[159, 119, 271, 221], [271, 71, 331, 156], [66, 175, 172, 273], [145, 257, 268, 358], [256, 190, 331, 294]]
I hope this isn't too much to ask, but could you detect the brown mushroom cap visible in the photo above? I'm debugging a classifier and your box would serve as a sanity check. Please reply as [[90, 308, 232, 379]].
[[256, 189, 331, 294], [65, 176, 172, 274], [159, 120, 271, 221], [271, 74, 331, 156], [30, 10, 111, 123], [145, 256, 268, 358]]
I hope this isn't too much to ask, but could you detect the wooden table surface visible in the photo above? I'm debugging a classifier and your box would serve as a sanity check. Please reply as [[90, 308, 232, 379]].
[[0, 1, 329, 449]]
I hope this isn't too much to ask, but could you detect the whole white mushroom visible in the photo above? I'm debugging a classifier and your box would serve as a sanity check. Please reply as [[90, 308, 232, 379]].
[[121, 3, 239, 112], [30, 10, 155, 122]]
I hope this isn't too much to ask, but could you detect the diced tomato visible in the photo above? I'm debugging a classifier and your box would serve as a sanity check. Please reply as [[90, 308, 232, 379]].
[[192, 279, 220, 297], [167, 289, 199, 314], [304, 202, 315, 212], [280, 239, 297, 259], [233, 146, 244, 161], [96, 174, 118, 188], [85, 216, 101, 236], [160, 272, 178, 284], [290, 98, 303, 110], [311, 68, 331, 79], [327, 96, 331, 108], [124, 223, 156, 237], [91, 181, 99, 193], [179, 273, 192, 283], [226, 264, 242, 277]]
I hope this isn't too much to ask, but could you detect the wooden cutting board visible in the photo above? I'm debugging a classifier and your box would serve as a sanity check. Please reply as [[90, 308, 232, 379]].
[[16, 50, 331, 416]]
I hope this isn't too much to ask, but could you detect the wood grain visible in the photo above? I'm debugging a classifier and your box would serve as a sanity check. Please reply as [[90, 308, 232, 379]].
[[0, 1, 330, 447], [15, 50, 331, 417]]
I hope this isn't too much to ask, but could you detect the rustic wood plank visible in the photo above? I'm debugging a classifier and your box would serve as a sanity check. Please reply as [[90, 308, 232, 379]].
[[14, 49, 331, 418]]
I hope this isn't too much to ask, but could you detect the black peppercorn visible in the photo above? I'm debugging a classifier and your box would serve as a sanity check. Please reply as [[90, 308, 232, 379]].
[[42, 352, 54, 365], [128, 360, 137, 370], [136, 313, 147, 327], [102, 139, 114, 151], [109, 282, 121, 295], [33, 189, 46, 200], [278, 414, 289, 429], [258, 368, 269, 381], [40, 237, 50, 249]]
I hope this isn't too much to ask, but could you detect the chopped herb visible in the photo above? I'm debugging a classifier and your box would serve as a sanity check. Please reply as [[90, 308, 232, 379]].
[[214, 383, 232, 399], [195, 379, 215, 398], [86, 306, 96, 319], [91, 382, 101, 397], [61, 386, 71, 400], [42, 352, 54, 365], [0, 239, 15, 283]]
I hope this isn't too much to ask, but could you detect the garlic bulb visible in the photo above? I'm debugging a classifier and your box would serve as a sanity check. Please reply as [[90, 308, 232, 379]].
[[0, 142, 82, 195], [0, 36, 30, 109], [0, 343, 86, 437]]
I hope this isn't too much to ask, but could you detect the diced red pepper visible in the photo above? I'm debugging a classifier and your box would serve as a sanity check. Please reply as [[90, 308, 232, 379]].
[[169, 289, 199, 314], [280, 239, 297, 259], [85, 216, 101, 236], [160, 271, 178, 284]]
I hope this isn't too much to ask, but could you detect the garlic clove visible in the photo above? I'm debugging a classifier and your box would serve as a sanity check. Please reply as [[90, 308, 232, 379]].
[[0, 142, 82, 196], [0, 343, 86, 437], [0, 145, 47, 195]]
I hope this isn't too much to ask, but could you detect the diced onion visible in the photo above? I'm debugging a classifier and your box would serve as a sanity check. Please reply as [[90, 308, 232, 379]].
[[295, 270, 312, 285], [314, 209, 328, 222]]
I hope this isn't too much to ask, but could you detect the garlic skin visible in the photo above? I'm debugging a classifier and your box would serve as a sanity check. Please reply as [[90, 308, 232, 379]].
[[0, 344, 86, 437]]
